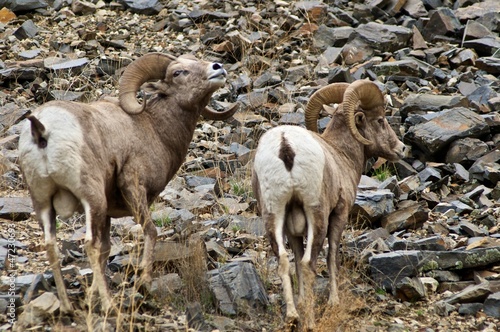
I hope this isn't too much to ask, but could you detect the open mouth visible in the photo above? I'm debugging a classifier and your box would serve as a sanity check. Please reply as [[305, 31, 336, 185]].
[[209, 70, 227, 80]]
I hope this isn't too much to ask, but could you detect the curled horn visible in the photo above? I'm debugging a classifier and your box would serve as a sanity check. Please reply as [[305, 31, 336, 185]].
[[305, 83, 350, 132], [342, 80, 385, 146], [202, 103, 239, 121], [119, 52, 177, 115]]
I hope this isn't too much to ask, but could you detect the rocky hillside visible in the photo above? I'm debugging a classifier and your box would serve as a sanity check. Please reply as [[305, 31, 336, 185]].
[[0, 0, 499, 331]]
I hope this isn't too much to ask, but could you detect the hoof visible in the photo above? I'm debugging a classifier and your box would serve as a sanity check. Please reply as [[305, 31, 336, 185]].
[[134, 275, 152, 296], [59, 304, 74, 316], [102, 303, 118, 316], [285, 311, 299, 331]]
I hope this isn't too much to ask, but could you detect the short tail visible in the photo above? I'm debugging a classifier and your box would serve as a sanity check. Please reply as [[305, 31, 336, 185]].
[[28, 115, 47, 148], [278, 132, 295, 172]]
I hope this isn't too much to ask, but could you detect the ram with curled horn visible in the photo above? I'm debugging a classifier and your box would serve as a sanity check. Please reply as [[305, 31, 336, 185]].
[[252, 80, 406, 331], [18, 52, 238, 314]]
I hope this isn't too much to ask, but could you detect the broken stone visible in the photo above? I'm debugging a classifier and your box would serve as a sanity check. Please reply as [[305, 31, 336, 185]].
[[483, 292, 500, 319], [207, 261, 268, 316], [394, 276, 427, 302], [404, 108, 489, 158], [380, 201, 428, 233], [15, 292, 60, 329], [443, 282, 491, 305], [13, 20, 38, 40]]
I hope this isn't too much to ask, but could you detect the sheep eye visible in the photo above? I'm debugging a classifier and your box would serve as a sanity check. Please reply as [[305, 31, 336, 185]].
[[378, 118, 385, 125], [173, 70, 186, 77]]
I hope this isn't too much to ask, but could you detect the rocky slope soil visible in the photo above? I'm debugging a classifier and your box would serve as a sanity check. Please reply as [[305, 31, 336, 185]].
[[0, 0, 500, 331]]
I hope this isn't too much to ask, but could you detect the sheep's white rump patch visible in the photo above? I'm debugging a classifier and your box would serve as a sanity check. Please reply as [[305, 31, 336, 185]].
[[21, 106, 84, 180], [19, 106, 85, 218], [254, 125, 325, 212]]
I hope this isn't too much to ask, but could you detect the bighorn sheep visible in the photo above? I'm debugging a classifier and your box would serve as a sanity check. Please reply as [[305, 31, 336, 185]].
[[18, 53, 237, 313], [251, 80, 406, 330]]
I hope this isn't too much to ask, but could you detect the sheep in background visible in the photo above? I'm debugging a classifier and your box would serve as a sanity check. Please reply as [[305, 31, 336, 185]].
[[251, 80, 406, 330], [18, 53, 237, 313]]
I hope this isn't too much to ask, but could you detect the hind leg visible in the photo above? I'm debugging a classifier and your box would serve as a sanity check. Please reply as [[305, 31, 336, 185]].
[[37, 202, 74, 314], [267, 210, 299, 327], [299, 207, 328, 331], [288, 235, 304, 299]]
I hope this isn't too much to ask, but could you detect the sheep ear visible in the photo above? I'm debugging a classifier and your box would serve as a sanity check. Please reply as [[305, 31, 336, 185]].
[[322, 104, 337, 116], [355, 112, 365, 126], [142, 82, 162, 94]]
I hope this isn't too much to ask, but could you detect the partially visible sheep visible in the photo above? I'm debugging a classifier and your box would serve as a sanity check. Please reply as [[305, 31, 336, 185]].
[[18, 53, 237, 313], [251, 80, 405, 330]]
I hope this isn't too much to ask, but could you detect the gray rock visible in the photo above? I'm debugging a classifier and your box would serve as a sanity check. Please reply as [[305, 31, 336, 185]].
[[353, 22, 413, 53], [13, 20, 38, 40], [434, 300, 456, 316], [313, 25, 354, 50], [468, 149, 500, 184], [44, 57, 89, 74], [15, 292, 60, 329], [443, 282, 491, 305], [404, 108, 489, 159], [1, 0, 48, 12], [285, 64, 311, 83], [463, 37, 500, 57], [184, 176, 216, 188], [372, 59, 421, 77], [418, 166, 442, 182], [445, 138, 490, 164], [369, 250, 421, 291], [278, 112, 304, 126], [458, 302, 484, 316], [231, 73, 252, 94], [118, 0, 163, 14], [391, 235, 447, 251], [380, 201, 429, 233], [400, 94, 469, 120], [186, 302, 209, 331], [467, 85, 499, 113], [459, 220, 489, 237], [346, 227, 390, 252], [151, 273, 183, 294], [476, 57, 500, 74], [22, 273, 52, 304], [207, 261, 268, 316], [351, 189, 395, 224], [71, 0, 96, 15], [422, 7, 462, 42], [394, 276, 427, 302], [483, 292, 500, 318], [370, 247, 500, 291], [236, 89, 268, 109], [0, 197, 33, 221], [425, 270, 461, 282]]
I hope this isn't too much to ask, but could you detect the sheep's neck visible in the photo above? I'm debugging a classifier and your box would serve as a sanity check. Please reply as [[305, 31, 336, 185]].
[[321, 118, 366, 179], [145, 101, 204, 171]]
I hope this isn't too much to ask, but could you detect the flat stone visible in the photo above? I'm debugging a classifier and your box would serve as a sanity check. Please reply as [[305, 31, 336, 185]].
[[0, 197, 33, 221], [443, 282, 491, 305]]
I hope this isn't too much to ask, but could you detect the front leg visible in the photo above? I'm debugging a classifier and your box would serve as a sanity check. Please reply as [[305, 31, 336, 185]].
[[119, 182, 157, 292]]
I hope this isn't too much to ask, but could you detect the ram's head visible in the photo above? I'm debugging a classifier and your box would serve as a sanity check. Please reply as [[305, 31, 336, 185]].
[[118, 52, 237, 120], [305, 80, 405, 161]]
